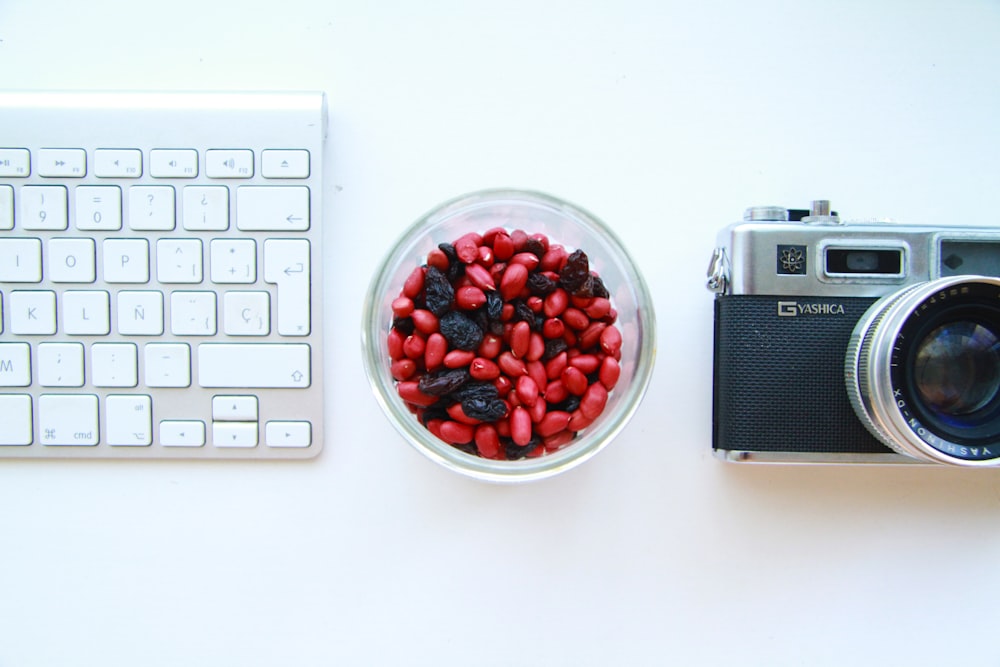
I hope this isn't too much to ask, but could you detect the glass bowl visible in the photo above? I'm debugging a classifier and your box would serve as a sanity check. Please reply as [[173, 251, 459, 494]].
[[362, 189, 656, 482]]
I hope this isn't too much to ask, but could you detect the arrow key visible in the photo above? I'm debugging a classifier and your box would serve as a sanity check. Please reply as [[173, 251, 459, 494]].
[[265, 421, 312, 448], [213, 422, 258, 448], [212, 395, 258, 421], [160, 420, 206, 447]]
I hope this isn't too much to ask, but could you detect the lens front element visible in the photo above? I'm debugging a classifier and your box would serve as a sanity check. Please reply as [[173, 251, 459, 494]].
[[847, 276, 1000, 466], [914, 321, 1000, 422]]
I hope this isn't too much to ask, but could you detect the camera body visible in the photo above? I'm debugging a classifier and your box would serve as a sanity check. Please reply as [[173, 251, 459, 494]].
[[708, 201, 1000, 465]]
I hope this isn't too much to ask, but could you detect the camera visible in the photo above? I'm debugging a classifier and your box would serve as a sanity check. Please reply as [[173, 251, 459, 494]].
[[707, 200, 1000, 466]]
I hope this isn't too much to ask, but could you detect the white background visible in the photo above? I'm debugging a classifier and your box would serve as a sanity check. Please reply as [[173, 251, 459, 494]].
[[2, 1, 1000, 665]]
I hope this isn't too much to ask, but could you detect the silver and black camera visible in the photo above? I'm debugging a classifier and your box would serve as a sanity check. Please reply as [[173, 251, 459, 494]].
[[708, 200, 1000, 466]]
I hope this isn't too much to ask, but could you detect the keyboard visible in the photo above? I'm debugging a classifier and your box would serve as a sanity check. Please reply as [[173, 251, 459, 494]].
[[0, 91, 326, 459]]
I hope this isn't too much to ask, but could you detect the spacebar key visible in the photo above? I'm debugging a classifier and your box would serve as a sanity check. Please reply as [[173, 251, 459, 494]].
[[198, 344, 311, 388]]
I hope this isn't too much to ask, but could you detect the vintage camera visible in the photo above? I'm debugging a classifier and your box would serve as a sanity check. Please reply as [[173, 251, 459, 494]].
[[707, 200, 1000, 466]]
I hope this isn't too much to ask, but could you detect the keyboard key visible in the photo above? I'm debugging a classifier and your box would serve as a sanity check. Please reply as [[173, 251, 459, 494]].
[[9, 290, 56, 335], [128, 185, 175, 231], [0, 342, 32, 386], [0, 148, 30, 177], [236, 186, 309, 231], [0, 412, 32, 445], [261, 149, 310, 178], [106, 394, 152, 446], [103, 239, 150, 284], [116, 291, 164, 335], [150, 149, 198, 178], [210, 239, 256, 284], [144, 343, 191, 387], [48, 238, 96, 283], [37, 148, 86, 177], [39, 394, 99, 446], [0, 185, 12, 229], [213, 395, 258, 421], [206, 149, 253, 178], [182, 186, 229, 231], [0, 394, 32, 445], [75, 185, 122, 231], [93, 149, 142, 178], [0, 238, 42, 282], [21, 185, 68, 230], [62, 290, 110, 335], [170, 291, 217, 336], [213, 422, 258, 448], [156, 238, 203, 283], [37, 342, 85, 387], [264, 239, 311, 336], [265, 421, 312, 448], [222, 290, 269, 336], [92, 342, 138, 387], [160, 420, 206, 447], [197, 343, 310, 388]]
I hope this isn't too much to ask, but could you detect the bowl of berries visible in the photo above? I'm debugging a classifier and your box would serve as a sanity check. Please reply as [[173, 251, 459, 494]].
[[362, 189, 656, 482]]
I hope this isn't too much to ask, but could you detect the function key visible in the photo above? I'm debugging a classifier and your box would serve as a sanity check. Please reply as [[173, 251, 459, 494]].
[[206, 149, 254, 178], [0, 148, 30, 177], [149, 149, 199, 178], [94, 149, 143, 178], [37, 148, 86, 177], [261, 149, 310, 178]]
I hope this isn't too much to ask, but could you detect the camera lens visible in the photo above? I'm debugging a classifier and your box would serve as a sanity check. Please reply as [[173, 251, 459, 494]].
[[847, 276, 1000, 465], [914, 321, 1000, 421]]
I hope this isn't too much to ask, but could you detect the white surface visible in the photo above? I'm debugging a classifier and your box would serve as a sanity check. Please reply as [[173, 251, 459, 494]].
[[2, 1, 1000, 664]]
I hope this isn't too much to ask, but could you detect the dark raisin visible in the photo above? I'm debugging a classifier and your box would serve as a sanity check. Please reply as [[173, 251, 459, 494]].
[[526, 272, 557, 296], [461, 397, 508, 422], [512, 299, 534, 325], [524, 237, 546, 258], [451, 381, 499, 403], [505, 435, 541, 460], [418, 368, 470, 396], [453, 442, 478, 456], [420, 402, 451, 426], [574, 275, 596, 298], [590, 274, 609, 299], [438, 242, 463, 282], [471, 308, 491, 337], [485, 289, 503, 321], [392, 316, 415, 336], [439, 311, 484, 351], [559, 249, 590, 293], [423, 266, 455, 316], [542, 337, 568, 360], [552, 395, 581, 413]]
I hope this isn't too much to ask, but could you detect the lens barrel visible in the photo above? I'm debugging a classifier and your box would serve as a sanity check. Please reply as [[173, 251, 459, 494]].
[[847, 276, 1000, 466]]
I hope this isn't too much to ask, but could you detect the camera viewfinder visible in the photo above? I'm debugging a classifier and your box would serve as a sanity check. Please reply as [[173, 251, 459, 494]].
[[826, 248, 903, 276]]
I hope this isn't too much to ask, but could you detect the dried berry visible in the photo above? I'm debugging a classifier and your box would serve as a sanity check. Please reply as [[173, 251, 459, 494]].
[[524, 237, 546, 258], [505, 435, 541, 461], [559, 249, 590, 294], [451, 381, 499, 403], [485, 289, 503, 321], [391, 316, 415, 336], [417, 368, 470, 396], [461, 397, 508, 422], [438, 242, 463, 281], [439, 310, 484, 351], [423, 266, 455, 316], [542, 337, 568, 360], [526, 272, 557, 296]]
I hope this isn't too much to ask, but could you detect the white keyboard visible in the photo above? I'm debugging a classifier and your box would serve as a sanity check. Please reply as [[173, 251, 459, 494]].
[[0, 91, 326, 459]]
